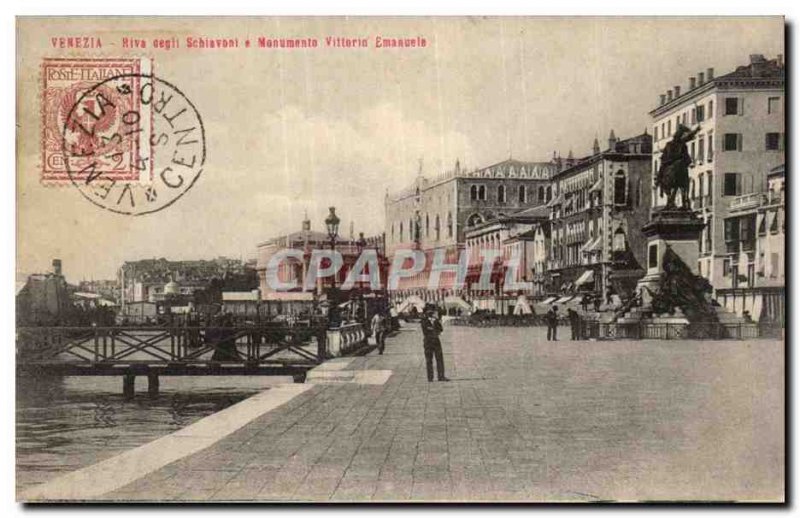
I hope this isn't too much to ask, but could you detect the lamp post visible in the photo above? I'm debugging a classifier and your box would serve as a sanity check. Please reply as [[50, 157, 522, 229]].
[[356, 232, 367, 293], [325, 207, 340, 290]]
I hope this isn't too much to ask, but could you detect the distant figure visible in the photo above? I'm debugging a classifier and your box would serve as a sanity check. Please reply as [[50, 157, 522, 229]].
[[567, 308, 581, 340], [581, 295, 589, 312], [421, 304, 449, 382], [593, 297, 601, 312], [211, 313, 240, 361], [371, 311, 387, 355], [606, 289, 614, 306], [546, 305, 559, 341], [742, 311, 753, 323]]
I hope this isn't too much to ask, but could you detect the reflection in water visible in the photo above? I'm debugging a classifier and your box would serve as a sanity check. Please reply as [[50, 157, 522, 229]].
[[16, 375, 283, 493]]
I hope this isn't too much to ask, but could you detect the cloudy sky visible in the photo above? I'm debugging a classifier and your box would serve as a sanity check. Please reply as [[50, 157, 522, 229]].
[[17, 16, 783, 281]]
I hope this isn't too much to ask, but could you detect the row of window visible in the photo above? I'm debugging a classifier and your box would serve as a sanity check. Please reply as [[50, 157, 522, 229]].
[[391, 212, 454, 243], [722, 132, 784, 152], [684, 170, 783, 202], [654, 96, 782, 141], [549, 228, 627, 266], [655, 99, 713, 141], [722, 252, 782, 281], [469, 184, 551, 203]]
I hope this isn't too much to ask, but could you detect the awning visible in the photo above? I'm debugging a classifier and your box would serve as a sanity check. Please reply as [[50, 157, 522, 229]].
[[589, 178, 603, 192], [513, 295, 533, 315], [541, 296, 557, 305], [581, 236, 602, 254], [264, 292, 314, 301], [575, 270, 595, 287], [547, 193, 563, 207], [444, 295, 471, 311], [396, 295, 426, 314], [554, 295, 574, 305]]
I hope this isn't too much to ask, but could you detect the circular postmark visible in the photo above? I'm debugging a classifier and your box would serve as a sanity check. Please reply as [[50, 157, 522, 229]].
[[61, 73, 206, 216]]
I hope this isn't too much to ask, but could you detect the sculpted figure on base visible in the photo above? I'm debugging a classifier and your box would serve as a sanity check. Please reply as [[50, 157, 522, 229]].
[[656, 123, 701, 209]]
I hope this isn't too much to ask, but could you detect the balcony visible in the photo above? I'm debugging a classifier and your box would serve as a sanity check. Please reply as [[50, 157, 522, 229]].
[[767, 190, 784, 206], [729, 192, 766, 212]]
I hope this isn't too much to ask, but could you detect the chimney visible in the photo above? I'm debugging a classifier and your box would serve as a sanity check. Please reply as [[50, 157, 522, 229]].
[[52, 258, 62, 276], [659, 94, 666, 106], [674, 85, 681, 98], [698, 71, 705, 84], [667, 90, 673, 102], [689, 77, 696, 89], [707, 67, 714, 80], [749, 54, 766, 64], [777, 54, 783, 66]]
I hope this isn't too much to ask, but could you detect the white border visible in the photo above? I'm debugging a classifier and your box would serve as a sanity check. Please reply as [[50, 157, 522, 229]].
[[4, 1, 795, 516]]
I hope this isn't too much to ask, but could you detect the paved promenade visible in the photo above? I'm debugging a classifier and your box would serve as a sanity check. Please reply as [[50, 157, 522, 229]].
[[27, 323, 784, 502]]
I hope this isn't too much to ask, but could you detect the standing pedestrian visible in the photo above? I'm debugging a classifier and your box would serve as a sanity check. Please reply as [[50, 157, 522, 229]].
[[421, 304, 449, 382], [567, 308, 578, 340], [547, 305, 559, 341], [371, 311, 386, 354], [568, 308, 580, 340]]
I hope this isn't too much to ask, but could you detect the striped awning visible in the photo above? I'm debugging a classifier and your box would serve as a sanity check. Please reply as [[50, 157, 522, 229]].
[[575, 270, 595, 287], [581, 236, 602, 254]]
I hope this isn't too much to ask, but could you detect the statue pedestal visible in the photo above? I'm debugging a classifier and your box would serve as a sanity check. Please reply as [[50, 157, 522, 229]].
[[636, 208, 706, 314]]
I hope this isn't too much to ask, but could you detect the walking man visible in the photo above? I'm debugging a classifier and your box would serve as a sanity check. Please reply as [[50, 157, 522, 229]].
[[546, 305, 559, 341], [371, 311, 386, 354], [421, 304, 449, 382], [568, 308, 581, 340]]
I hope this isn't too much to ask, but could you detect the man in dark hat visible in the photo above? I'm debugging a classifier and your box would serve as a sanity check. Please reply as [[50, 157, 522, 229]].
[[546, 305, 559, 341], [421, 304, 449, 382]]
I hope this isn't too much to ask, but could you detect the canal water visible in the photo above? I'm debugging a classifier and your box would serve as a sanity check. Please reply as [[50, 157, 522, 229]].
[[16, 375, 291, 493]]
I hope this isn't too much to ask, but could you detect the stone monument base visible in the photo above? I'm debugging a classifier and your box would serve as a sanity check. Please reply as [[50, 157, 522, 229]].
[[630, 207, 706, 319]]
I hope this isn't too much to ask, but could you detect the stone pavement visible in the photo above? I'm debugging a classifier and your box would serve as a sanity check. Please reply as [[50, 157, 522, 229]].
[[90, 324, 783, 502]]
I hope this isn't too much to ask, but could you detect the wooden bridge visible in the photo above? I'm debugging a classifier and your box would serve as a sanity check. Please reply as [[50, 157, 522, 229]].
[[16, 324, 369, 397]]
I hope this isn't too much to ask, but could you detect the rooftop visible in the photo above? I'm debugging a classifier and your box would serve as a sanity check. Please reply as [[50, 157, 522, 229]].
[[651, 54, 784, 115]]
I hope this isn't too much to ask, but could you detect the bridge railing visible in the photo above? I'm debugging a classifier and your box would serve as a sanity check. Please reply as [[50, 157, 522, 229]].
[[16, 324, 330, 366]]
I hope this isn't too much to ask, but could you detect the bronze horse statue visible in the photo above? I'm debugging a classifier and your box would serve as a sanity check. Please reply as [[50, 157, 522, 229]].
[[656, 123, 701, 209]]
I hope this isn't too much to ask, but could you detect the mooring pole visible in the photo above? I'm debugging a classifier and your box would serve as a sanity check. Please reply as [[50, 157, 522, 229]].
[[147, 373, 160, 398], [123, 373, 135, 400]]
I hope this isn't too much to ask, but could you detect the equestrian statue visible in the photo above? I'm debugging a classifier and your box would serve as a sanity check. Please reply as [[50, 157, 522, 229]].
[[656, 123, 701, 209]]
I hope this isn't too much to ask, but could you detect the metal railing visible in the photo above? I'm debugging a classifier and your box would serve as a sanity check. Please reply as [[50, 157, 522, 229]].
[[584, 321, 782, 340], [16, 324, 330, 367], [447, 316, 782, 340]]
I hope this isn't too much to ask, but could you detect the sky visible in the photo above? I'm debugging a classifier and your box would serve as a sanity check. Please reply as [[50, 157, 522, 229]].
[[17, 16, 784, 282]]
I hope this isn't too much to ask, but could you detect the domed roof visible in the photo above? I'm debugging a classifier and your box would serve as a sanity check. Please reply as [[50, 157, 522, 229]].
[[164, 280, 180, 295]]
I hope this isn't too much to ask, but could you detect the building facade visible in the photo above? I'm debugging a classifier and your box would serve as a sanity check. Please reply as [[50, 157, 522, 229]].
[[255, 215, 385, 300], [547, 131, 653, 301], [384, 158, 557, 300], [715, 163, 785, 323], [463, 205, 549, 312], [118, 257, 251, 304], [650, 54, 785, 292]]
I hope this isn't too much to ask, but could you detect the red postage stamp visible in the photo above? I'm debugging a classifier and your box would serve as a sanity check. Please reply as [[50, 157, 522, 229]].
[[40, 57, 152, 185]]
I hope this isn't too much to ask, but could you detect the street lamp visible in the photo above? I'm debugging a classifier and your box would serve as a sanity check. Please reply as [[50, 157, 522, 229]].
[[325, 207, 340, 289], [356, 232, 367, 254], [356, 232, 368, 293]]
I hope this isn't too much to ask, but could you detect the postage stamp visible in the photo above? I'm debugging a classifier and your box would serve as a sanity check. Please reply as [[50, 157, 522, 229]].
[[60, 72, 206, 216], [40, 58, 151, 185]]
